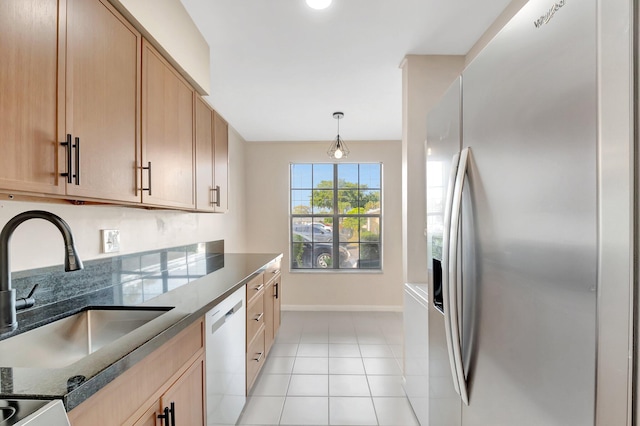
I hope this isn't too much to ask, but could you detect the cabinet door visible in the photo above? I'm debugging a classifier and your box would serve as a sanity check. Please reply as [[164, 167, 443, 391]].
[[132, 403, 160, 426], [195, 97, 215, 211], [142, 39, 195, 209], [161, 355, 205, 426], [264, 279, 275, 355], [65, 0, 141, 202], [213, 111, 228, 212], [0, 0, 65, 195], [273, 274, 281, 337]]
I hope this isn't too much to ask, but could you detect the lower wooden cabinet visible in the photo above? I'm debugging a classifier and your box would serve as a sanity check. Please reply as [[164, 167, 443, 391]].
[[273, 273, 282, 339], [67, 318, 205, 426], [264, 272, 281, 356], [245, 262, 282, 393], [132, 355, 205, 426], [246, 327, 266, 392], [264, 278, 275, 355]]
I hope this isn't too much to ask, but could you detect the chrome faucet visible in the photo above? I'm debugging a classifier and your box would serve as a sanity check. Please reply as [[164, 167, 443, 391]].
[[0, 211, 83, 334]]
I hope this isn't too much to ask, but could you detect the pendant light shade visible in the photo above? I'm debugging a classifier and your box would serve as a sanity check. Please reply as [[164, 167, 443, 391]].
[[327, 112, 350, 160]]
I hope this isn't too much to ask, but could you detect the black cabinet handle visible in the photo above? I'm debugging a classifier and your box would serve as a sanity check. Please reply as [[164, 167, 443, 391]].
[[60, 134, 72, 184], [158, 406, 170, 425], [157, 402, 176, 426], [274, 282, 278, 299], [73, 136, 80, 185], [142, 161, 152, 195]]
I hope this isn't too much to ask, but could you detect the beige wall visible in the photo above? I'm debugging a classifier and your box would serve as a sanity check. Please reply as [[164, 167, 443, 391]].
[[0, 127, 247, 272], [245, 140, 403, 310], [465, 0, 529, 66], [108, 0, 211, 94], [401, 55, 466, 284]]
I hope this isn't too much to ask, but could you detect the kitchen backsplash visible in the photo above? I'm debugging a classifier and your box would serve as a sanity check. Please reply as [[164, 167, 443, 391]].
[[11, 240, 224, 330]]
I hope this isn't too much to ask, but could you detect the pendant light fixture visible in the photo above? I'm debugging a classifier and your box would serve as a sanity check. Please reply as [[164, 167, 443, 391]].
[[327, 112, 350, 160]]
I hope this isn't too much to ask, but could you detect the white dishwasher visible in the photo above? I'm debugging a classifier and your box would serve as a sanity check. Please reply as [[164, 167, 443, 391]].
[[205, 286, 246, 426]]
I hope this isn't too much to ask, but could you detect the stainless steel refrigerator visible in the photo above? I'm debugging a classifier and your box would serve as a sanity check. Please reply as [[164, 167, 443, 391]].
[[425, 0, 603, 424]]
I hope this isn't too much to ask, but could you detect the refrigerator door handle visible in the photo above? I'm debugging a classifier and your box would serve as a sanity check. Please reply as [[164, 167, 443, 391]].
[[441, 151, 462, 398], [449, 147, 470, 405]]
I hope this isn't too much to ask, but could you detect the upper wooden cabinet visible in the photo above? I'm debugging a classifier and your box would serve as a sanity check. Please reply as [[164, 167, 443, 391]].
[[64, 0, 141, 203], [195, 97, 215, 211], [195, 97, 229, 212], [213, 111, 229, 212], [141, 39, 195, 209], [0, 1, 226, 212], [0, 0, 140, 202], [0, 0, 65, 195]]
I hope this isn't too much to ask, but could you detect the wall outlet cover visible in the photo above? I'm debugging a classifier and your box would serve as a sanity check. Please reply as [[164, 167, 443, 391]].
[[101, 229, 120, 253]]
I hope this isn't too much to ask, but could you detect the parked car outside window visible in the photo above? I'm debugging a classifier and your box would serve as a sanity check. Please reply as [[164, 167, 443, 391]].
[[291, 232, 351, 268]]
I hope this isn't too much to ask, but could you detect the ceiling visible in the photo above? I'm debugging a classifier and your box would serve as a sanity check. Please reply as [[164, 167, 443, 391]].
[[180, 0, 513, 142]]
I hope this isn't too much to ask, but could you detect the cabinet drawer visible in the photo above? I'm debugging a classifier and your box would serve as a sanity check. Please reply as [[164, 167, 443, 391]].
[[246, 292, 265, 344], [246, 328, 265, 392], [246, 273, 264, 304], [265, 260, 281, 279]]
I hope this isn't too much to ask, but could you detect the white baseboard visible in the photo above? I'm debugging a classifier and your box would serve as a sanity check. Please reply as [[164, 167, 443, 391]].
[[282, 304, 403, 312]]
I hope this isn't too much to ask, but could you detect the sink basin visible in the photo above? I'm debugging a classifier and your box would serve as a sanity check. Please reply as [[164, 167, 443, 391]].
[[0, 399, 69, 426], [0, 307, 172, 369]]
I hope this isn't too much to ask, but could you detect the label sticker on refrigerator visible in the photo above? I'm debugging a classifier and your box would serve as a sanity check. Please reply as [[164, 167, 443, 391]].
[[534, 0, 566, 28]]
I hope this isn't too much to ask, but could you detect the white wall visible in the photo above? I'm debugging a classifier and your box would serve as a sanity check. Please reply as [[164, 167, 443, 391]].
[[465, 0, 529, 66], [245, 140, 403, 310], [401, 55, 466, 285], [0, 127, 247, 272]]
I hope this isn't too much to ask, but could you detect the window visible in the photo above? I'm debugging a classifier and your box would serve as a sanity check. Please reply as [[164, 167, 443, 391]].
[[290, 163, 382, 270]]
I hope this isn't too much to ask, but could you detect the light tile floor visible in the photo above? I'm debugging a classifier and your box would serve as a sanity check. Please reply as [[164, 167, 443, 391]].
[[237, 311, 419, 426]]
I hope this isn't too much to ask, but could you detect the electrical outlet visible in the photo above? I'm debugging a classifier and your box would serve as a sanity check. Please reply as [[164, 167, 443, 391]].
[[101, 229, 120, 253]]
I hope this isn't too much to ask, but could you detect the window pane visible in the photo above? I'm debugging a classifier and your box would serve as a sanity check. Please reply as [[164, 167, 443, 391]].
[[338, 164, 358, 188], [292, 217, 313, 242], [291, 164, 312, 189], [312, 190, 333, 214], [291, 190, 312, 214], [338, 190, 358, 214], [360, 218, 380, 242], [360, 190, 380, 211], [312, 244, 334, 268], [292, 242, 310, 268], [359, 164, 381, 189], [339, 217, 359, 242], [340, 243, 358, 268], [359, 243, 381, 269], [313, 164, 333, 188], [312, 222, 333, 242]]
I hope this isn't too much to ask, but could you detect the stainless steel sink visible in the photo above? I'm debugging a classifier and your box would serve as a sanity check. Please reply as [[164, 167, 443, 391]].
[[0, 307, 172, 369], [0, 399, 70, 426]]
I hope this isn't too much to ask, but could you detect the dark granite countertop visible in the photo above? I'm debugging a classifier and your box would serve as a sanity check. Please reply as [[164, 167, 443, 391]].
[[0, 244, 282, 411]]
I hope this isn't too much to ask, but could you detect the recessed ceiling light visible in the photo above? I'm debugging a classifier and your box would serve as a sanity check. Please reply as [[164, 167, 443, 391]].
[[306, 0, 332, 10]]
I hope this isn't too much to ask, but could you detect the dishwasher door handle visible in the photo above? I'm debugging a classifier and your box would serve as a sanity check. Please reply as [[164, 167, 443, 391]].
[[210, 300, 243, 335]]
